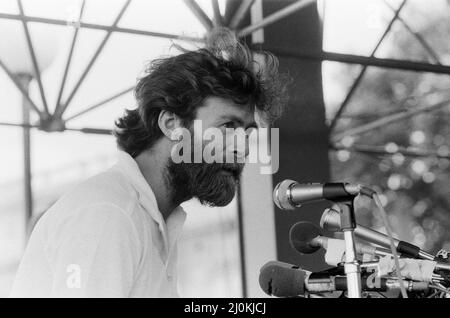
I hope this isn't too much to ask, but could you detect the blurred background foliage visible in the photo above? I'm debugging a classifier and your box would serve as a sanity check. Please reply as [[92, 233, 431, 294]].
[[328, 1, 450, 254]]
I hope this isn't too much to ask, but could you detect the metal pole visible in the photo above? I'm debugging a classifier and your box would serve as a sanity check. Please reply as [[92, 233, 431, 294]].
[[332, 99, 450, 142], [228, 0, 255, 29], [238, 0, 316, 37], [262, 47, 450, 75], [55, 0, 131, 118], [338, 202, 361, 298], [17, 74, 33, 237], [183, 0, 214, 31], [0, 58, 43, 118], [55, 0, 86, 113], [211, 0, 223, 26], [383, 0, 441, 64], [343, 230, 362, 298], [329, 0, 408, 133], [0, 13, 204, 43], [17, 0, 50, 117], [332, 143, 450, 160], [236, 185, 248, 298], [0, 122, 113, 135], [64, 86, 134, 122]]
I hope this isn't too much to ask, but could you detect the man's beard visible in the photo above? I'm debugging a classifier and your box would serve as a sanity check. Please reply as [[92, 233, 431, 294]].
[[166, 160, 244, 207]]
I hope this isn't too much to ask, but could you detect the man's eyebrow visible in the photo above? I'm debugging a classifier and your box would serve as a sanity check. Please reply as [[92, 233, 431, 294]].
[[220, 114, 257, 129]]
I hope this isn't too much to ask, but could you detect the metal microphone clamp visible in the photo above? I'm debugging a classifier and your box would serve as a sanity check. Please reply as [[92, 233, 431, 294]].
[[334, 200, 362, 298]]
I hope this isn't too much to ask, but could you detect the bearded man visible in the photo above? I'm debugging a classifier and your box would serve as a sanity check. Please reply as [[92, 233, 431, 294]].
[[10, 31, 286, 297]]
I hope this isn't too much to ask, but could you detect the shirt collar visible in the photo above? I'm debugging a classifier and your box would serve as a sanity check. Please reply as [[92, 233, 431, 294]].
[[114, 150, 186, 252]]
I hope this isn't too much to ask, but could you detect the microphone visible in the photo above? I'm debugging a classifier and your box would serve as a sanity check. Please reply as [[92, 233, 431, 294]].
[[320, 207, 435, 260], [273, 180, 367, 210], [259, 261, 308, 297], [259, 261, 429, 297], [289, 221, 392, 258], [309, 275, 429, 294]]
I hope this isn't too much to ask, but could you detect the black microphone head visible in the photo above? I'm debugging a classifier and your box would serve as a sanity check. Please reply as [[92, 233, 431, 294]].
[[273, 179, 297, 210], [289, 221, 322, 254], [259, 261, 306, 297]]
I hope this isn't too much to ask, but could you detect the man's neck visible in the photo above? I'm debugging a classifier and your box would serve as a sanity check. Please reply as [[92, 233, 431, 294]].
[[134, 148, 176, 221]]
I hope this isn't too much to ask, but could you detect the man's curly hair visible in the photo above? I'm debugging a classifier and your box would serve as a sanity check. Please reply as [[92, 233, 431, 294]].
[[114, 28, 288, 157]]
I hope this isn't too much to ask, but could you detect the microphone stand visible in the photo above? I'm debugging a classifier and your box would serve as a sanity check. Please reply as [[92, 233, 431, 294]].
[[336, 201, 362, 298]]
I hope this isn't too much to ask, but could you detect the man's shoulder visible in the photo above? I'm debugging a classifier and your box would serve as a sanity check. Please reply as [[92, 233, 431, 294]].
[[51, 166, 138, 217]]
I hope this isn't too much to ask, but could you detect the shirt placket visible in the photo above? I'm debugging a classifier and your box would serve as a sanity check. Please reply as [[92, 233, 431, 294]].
[[164, 210, 186, 283]]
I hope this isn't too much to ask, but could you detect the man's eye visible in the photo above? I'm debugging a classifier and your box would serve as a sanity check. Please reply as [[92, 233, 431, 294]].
[[222, 122, 236, 129]]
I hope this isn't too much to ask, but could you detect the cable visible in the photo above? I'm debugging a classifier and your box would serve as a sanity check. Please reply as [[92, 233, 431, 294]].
[[376, 291, 387, 298], [372, 193, 409, 298], [437, 270, 450, 285], [429, 284, 450, 295], [427, 291, 439, 298]]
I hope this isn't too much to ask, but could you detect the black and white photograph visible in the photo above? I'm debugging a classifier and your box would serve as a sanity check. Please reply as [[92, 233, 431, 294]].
[[0, 0, 449, 303]]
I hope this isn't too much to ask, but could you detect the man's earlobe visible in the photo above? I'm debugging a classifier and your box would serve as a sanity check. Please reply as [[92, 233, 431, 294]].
[[170, 129, 184, 141]]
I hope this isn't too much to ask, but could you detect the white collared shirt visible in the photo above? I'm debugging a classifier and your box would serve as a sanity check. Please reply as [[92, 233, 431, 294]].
[[10, 151, 186, 298]]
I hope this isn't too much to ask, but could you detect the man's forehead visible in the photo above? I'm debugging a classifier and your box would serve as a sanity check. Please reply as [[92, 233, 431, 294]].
[[202, 96, 254, 113], [198, 96, 256, 122]]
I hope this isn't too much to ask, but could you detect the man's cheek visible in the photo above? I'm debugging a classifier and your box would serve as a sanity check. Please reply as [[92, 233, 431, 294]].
[[201, 126, 224, 163], [225, 128, 247, 163], [199, 126, 248, 164], [223, 139, 246, 164], [202, 138, 224, 164]]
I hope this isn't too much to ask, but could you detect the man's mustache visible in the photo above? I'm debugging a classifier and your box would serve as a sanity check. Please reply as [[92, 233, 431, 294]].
[[220, 162, 245, 178]]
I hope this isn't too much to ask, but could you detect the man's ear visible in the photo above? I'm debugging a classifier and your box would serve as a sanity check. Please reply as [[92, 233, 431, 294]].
[[158, 110, 182, 141]]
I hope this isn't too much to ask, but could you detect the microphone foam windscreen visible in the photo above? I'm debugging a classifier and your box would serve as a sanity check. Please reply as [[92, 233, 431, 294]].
[[289, 221, 321, 254], [259, 261, 306, 297]]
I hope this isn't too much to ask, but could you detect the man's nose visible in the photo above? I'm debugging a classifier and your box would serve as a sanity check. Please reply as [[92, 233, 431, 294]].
[[233, 136, 249, 159], [244, 136, 250, 158], [223, 128, 250, 162]]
